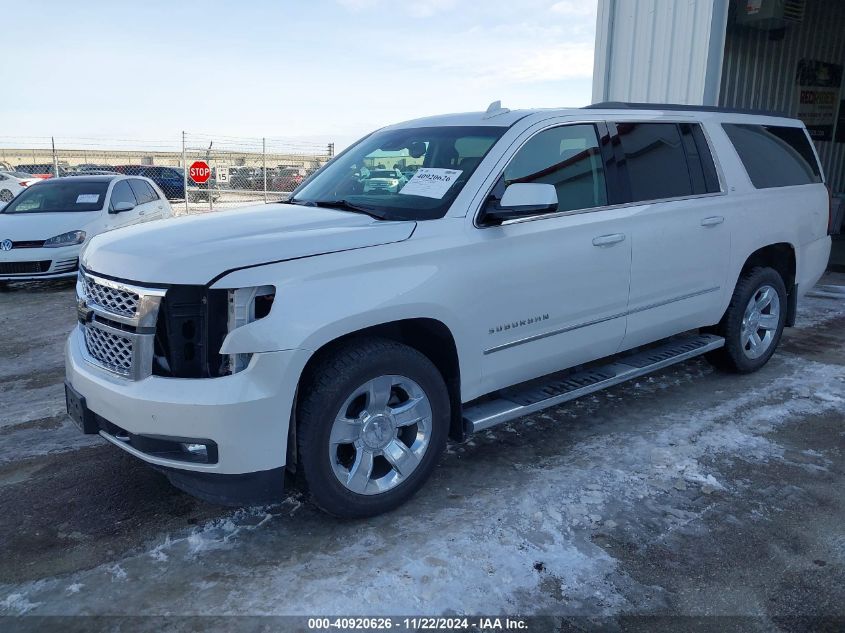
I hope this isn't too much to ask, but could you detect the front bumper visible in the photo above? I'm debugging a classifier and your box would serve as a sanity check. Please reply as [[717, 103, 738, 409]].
[[65, 326, 311, 477], [0, 244, 80, 281]]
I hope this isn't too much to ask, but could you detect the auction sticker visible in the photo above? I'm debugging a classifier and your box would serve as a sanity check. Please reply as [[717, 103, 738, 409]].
[[76, 194, 100, 204], [399, 168, 462, 199]]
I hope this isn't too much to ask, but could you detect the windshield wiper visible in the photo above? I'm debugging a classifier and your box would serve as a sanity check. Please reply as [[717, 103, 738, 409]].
[[307, 199, 389, 220]]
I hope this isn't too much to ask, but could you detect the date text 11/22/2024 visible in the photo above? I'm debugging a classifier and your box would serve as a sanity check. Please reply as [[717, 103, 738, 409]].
[[307, 617, 529, 630]]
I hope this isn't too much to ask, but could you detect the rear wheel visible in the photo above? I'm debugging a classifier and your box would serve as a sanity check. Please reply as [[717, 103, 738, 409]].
[[297, 338, 449, 518], [706, 266, 787, 373]]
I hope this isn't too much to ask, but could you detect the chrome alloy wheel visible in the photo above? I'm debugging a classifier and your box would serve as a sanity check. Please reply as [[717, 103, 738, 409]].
[[328, 374, 433, 495], [741, 284, 780, 360]]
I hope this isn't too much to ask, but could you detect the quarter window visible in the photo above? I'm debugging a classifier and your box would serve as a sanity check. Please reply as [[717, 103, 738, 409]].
[[503, 124, 608, 213], [722, 123, 822, 189], [615, 123, 694, 202]]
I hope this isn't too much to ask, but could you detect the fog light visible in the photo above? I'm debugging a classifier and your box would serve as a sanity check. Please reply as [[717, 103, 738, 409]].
[[181, 443, 208, 459]]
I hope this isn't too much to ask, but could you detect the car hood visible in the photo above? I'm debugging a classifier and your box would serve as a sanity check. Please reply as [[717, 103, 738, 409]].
[[0, 211, 100, 241], [81, 203, 416, 285]]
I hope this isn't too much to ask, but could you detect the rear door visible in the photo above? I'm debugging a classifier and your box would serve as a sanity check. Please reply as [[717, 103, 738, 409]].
[[614, 121, 730, 350], [127, 178, 166, 221]]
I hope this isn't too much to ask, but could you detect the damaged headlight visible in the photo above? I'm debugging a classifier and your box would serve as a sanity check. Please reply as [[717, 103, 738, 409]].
[[225, 285, 275, 374]]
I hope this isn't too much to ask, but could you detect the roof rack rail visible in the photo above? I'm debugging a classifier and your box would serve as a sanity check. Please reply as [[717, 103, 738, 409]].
[[583, 101, 786, 117]]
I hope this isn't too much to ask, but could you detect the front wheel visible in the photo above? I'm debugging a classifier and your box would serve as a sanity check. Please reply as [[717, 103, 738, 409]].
[[706, 266, 787, 373], [296, 338, 450, 518]]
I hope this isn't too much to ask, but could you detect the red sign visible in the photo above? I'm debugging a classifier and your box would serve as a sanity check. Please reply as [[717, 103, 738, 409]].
[[189, 160, 211, 184]]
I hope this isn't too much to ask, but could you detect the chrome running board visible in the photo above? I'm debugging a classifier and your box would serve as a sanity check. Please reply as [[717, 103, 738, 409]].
[[463, 333, 725, 434]]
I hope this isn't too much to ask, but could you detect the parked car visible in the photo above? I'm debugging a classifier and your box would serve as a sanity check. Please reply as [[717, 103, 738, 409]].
[[0, 175, 172, 283], [72, 164, 118, 174], [112, 165, 183, 199], [0, 171, 42, 202], [16, 163, 68, 178], [66, 103, 831, 517], [228, 167, 257, 190], [111, 165, 215, 201], [68, 170, 120, 176], [362, 168, 407, 193], [270, 167, 306, 192]]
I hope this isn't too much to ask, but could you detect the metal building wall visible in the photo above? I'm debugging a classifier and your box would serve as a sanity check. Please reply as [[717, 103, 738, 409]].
[[593, 0, 729, 105], [720, 0, 845, 192]]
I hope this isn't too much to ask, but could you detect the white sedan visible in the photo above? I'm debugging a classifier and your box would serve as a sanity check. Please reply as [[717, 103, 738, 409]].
[[0, 170, 42, 202], [0, 175, 172, 283]]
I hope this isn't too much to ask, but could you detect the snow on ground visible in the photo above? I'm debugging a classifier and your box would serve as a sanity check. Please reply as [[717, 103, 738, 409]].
[[3, 340, 845, 614], [1, 280, 844, 617]]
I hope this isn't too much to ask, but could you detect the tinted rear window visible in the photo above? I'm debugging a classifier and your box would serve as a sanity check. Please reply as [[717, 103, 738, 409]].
[[722, 124, 822, 189], [615, 123, 695, 202]]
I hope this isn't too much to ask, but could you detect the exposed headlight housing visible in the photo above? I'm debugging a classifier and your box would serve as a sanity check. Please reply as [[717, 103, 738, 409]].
[[226, 285, 275, 374], [44, 230, 86, 248]]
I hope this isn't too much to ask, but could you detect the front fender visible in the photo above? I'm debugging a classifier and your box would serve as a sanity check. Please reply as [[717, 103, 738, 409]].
[[211, 247, 477, 397]]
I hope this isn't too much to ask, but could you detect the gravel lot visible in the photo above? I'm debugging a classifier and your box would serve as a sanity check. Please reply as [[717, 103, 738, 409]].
[[1, 274, 844, 630]]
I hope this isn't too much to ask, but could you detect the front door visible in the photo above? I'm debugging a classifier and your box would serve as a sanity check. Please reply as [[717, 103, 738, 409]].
[[470, 123, 634, 395], [107, 180, 143, 229]]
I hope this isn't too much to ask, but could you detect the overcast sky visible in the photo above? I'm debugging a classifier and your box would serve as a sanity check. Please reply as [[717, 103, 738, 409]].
[[5, 0, 597, 149]]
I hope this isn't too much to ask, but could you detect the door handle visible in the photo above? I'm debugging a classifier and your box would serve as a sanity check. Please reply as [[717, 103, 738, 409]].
[[138, 210, 146, 215], [701, 216, 725, 227], [592, 233, 626, 246]]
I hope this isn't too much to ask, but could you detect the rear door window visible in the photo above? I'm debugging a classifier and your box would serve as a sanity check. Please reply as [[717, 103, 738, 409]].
[[615, 123, 694, 202], [722, 123, 822, 188], [128, 178, 159, 204]]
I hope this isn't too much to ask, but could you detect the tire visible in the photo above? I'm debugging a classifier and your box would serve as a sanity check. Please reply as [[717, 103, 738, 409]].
[[0, 189, 13, 202], [706, 266, 787, 373], [296, 337, 450, 518]]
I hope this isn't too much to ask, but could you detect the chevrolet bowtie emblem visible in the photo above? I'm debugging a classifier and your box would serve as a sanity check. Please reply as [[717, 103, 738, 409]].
[[76, 299, 94, 324]]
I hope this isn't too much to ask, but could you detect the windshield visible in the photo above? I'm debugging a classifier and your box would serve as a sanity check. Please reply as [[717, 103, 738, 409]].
[[291, 125, 506, 220], [2, 180, 109, 213]]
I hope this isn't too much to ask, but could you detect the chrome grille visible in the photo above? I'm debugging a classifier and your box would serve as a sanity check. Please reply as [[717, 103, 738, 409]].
[[77, 270, 165, 380], [82, 276, 140, 318], [83, 326, 133, 376]]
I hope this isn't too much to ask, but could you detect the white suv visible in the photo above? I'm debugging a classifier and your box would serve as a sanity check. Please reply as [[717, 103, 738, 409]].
[[65, 103, 832, 517]]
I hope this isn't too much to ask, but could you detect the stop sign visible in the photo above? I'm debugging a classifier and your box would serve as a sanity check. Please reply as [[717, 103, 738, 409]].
[[189, 160, 211, 183]]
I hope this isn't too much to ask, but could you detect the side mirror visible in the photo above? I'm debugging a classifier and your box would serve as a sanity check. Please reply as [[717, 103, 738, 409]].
[[111, 201, 135, 213], [482, 183, 558, 223]]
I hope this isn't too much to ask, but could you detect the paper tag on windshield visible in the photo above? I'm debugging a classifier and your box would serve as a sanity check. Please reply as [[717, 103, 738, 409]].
[[76, 194, 99, 204], [398, 168, 462, 199]]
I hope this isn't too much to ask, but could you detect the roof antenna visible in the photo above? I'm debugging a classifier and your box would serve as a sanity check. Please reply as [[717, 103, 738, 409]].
[[484, 100, 510, 118]]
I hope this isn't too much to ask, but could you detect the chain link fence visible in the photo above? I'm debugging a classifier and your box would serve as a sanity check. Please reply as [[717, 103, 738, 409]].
[[181, 133, 333, 214], [0, 134, 333, 215]]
